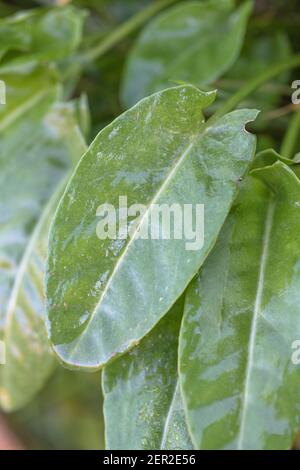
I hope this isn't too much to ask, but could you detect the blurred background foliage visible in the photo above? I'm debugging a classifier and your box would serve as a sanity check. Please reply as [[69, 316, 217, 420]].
[[8, 369, 104, 449], [0, 0, 299, 449], [2, 0, 298, 143]]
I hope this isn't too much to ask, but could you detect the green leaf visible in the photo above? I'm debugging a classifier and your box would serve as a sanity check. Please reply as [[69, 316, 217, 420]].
[[0, 94, 84, 411], [179, 161, 300, 449], [0, 6, 85, 68], [46, 84, 258, 370], [1, 93, 61, 324], [251, 148, 296, 169], [103, 297, 193, 450], [121, 0, 252, 107], [0, 64, 58, 131]]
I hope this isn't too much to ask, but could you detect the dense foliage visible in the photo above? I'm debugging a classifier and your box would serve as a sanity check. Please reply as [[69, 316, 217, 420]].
[[1, 0, 300, 450]]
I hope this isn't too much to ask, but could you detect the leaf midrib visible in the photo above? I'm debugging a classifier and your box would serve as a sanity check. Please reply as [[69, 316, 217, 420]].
[[160, 381, 179, 448], [237, 196, 275, 449], [66, 130, 204, 363]]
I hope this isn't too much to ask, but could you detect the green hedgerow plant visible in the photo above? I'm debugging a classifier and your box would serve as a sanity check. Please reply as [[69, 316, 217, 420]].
[[1, 0, 300, 450]]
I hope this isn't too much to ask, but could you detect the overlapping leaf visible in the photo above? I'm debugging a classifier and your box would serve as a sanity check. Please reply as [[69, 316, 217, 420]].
[[121, 0, 252, 107], [103, 297, 192, 450], [0, 89, 86, 410], [179, 161, 300, 449], [0, 0, 90, 411], [46, 84, 257, 370]]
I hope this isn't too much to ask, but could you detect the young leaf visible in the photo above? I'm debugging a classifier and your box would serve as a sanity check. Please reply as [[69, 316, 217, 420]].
[[0, 97, 85, 411], [179, 161, 300, 449], [46, 84, 258, 370], [103, 297, 193, 450], [121, 0, 252, 107]]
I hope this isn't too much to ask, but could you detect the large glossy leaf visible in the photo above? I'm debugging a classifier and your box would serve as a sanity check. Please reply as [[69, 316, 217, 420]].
[[179, 161, 300, 449], [0, 186, 60, 411], [0, 95, 85, 411], [0, 6, 85, 67], [252, 148, 297, 171], [121, 0, 252, 107], [46, 84, 258, 370], [103, 297, 193, 450]]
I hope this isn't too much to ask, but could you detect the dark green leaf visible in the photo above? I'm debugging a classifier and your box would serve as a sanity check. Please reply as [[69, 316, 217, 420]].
[[252, 148, 295, 170], [0, 6, 85, 68], [103, 297, 193, 450]]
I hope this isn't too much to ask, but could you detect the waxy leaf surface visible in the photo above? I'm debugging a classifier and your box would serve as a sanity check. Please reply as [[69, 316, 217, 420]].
[[46, 84, 257, 370], [179, 161, 300, 449], [121, 0, 252, 107], [103, 298, 193, 450]]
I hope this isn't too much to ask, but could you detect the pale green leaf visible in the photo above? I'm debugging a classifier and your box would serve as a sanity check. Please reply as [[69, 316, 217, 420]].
[[0, 95, 85, 411], [0, 64, 58, 132], [46, 84, 258, 370]]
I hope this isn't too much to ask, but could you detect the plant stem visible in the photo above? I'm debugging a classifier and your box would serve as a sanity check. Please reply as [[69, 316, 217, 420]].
[[264, 103, 300, 121], [79, 0, 178, 64], [209, 54, 300, 122], [280, 110, 300, 159]]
